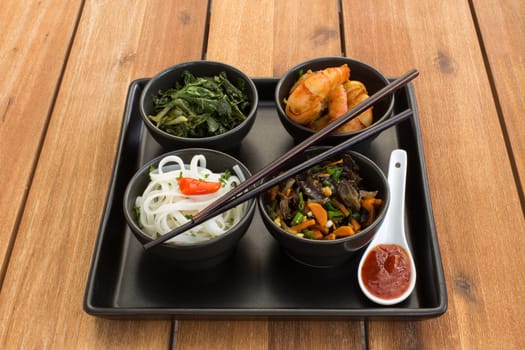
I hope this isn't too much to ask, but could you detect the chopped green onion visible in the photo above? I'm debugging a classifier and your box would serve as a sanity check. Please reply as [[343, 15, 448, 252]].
[[298, 192, 305, 211], [291, 212, 304, 225], [326, 166, 343, 181], [303, 230, 315, 239], [219, 169, 231, 185]]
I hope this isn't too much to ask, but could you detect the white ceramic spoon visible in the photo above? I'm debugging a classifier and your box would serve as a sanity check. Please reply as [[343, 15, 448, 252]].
[[357, 149, 416, 305]]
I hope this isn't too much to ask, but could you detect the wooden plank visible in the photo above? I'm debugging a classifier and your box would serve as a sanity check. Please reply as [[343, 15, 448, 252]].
[[175, 1, 363, 349], [472, 0, 525, 195], [341, 0, 525, 349], [206, 0, 343, 77], [177, 321, 268, 350], [0, 0, 82, 284], [178, 320, 363, 350], [0, 0, 208, 348]]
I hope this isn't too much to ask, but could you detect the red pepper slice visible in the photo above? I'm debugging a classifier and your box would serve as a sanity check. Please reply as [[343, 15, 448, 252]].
[[178, 177, 221, 195]]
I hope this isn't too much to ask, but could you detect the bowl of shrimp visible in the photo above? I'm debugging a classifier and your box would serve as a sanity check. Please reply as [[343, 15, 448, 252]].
[[258, 147, 390, 268], [275, 57, 395, 144], [123, 148, 256, 269]]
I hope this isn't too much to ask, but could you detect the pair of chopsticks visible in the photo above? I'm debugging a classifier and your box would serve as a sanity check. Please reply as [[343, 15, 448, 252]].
[[144, 68, 419, 250]]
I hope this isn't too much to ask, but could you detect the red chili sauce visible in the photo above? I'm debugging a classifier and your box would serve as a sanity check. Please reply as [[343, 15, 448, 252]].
[[361, 244, 411, 300]]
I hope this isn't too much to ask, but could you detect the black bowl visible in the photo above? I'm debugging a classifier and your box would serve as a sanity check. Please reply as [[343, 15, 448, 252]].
[[275, 57, 394, 145], [140, 60, 258, 151], [123, 148, 256, 269], [258, 148, 390, 268]]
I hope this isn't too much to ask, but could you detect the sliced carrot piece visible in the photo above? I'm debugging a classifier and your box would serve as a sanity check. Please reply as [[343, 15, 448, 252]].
[[361, 196, 376, 207], [351, 218, 361, 232], [312, 224, 329, 235], [332, 199, 350, 217], [332, 225, 355, 237], [323, 233, 336, 240], [307, 202, 328, 227], [290, 219, 316, 232], [310, 229, 324, 240], [361, 197, 376, 226]]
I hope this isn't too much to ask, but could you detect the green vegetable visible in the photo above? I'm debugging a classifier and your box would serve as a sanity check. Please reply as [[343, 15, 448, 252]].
[[325, 201, 344, 222], [148, 71, 251, 138], [298, 192, 305, 211], [326, 166, 343, 181], [291, 212, 304, 225], [266, 202, 277, 220], [303, 230, 315, 239], [219, 169, 231, 185]]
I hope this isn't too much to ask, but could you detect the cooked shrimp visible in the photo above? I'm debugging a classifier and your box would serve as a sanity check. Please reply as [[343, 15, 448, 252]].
[[284, 64, 350, 125], [350, 93, 373, 127], [336, 81, 373, 133], [327, 83, 348, 120], [308, 114, 331, 131], [344, 80, 367, 103], [289, 70, 314, 94], [308, 83, 347, 130]]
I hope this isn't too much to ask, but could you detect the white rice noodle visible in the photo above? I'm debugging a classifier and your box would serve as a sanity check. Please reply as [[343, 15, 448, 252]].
[[135, 154, 247, 244]]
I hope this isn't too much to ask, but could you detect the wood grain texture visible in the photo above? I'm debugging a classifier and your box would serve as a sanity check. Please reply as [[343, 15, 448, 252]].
[[0, 0, 208, 348], [472, 0, 525, 193], [206, 0, 343, 77], [177, 320, 268, 350], [0, 0, 82, 286], [2, 0, 524, 348], [341, 0, 525, 349], [268, 320, 363, 350], [175, 1, 363, 349], [206, 0, 275, 76], [272, 0, 343, 76]]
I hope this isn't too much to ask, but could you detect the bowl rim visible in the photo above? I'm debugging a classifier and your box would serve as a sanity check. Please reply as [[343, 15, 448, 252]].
[[123, 147, 257, 249], [257, 149, 390, 245], [274, 56, 395, 138], [139, 60, 259, 142]]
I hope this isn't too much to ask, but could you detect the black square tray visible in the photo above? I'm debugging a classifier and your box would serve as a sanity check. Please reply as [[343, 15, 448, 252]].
[[83, 78, 447, 319]]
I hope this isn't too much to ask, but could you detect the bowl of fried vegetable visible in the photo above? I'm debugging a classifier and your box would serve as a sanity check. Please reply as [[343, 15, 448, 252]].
[[123, 148, 256, 269], [140, 60, 258, 151], [275, 57, 394, 144], [258, 147, 390, 268]]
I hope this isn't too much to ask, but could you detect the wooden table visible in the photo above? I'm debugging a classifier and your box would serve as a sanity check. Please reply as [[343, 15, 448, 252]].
[[1, 0, 524, 348]]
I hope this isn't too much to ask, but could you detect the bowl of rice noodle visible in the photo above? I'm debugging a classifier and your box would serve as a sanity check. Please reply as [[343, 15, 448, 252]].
[[123, 148, 256, 269]]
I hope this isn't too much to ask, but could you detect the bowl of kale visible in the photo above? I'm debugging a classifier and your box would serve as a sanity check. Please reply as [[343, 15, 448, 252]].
[[140, 60, 258, 151]]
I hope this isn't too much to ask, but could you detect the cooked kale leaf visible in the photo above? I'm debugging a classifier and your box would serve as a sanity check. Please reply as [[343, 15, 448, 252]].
[[148, 71, 251, 138]]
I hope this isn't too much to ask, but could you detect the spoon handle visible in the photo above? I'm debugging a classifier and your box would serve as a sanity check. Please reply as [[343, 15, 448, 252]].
[[386, 149, 408, 238]]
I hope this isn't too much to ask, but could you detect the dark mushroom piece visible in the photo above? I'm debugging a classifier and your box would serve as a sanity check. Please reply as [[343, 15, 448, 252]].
[[336, 180, 361, 211]]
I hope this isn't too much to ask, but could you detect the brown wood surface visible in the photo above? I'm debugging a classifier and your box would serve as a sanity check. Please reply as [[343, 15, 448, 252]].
[[0, 0, 82, 285], [1, 0, 524, 349], [341, 0, 525, 349], [473, 0, 525, 193], [0, 0, 207, 348], [176, 1, 362, 349]]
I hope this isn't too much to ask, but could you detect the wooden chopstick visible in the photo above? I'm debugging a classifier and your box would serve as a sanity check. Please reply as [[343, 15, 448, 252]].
[[143, 69, 419, 249], [145, 109, 413, 249]]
